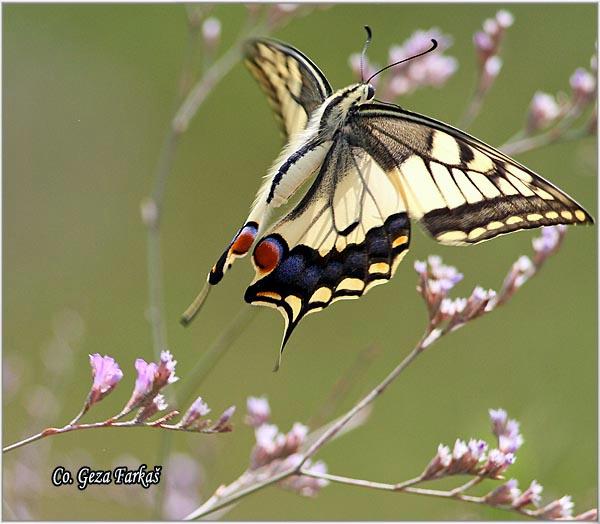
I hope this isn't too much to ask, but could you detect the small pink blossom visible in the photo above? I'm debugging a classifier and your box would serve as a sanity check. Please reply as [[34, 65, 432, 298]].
[[513, 479, 543, 508], [574, 508, 598, 520], [481, 448, 515, 477], [246, 396, 271, 428], [422, 444, 452, 479], [136, 394, 168, 422], [89, 354, 123, 404], [202, 17, 221, 48], [211, 405, 236, 432], [180, 397, 211, 429], [281, 458, 329, 497], [489, 409, 524, 453], [496, 10, 514, 29], [570, 68, 596, 104], [125, 351, 179, 412], [538, 495, 574, 519], [485, 478, 521, 506], [528, 91, 561, 131], [532, 226, 567, 261], [482, 55, 503, 90]]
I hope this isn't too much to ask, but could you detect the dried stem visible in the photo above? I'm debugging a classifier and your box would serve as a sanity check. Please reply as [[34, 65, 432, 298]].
[[458, 86, 487, 130], [2, 412, 232, 454], [297, 468, 543, 519]]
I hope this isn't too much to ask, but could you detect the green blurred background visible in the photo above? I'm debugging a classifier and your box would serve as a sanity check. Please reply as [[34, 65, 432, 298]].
[[3, 3, 597, 520]]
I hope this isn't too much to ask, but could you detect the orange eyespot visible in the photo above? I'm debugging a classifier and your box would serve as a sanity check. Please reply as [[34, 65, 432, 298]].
[[253, 238, 282, 273], [231, 231, 255, 255], [230, 224, 257, 255]]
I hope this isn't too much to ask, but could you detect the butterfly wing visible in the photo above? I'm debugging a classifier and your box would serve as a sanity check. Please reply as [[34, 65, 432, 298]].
[[350, 103, 593, 244], [244, 38, 333, 139], [245, 136, 411, 351]]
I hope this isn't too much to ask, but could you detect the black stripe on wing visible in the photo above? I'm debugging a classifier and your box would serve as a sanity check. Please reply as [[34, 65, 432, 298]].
[[244, 212, 410, 349], [349, 103, 593, 245], [244, 38, 333, 139]]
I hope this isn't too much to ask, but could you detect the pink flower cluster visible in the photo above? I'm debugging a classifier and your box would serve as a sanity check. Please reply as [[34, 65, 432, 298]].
[[87, 350, 234, 432], [473, 10, 513, 91], [125, 350, 179, 413], [349, 28, 457, 98], [246, 396, 328, 497], [484, 476, 594, 519], [414, 256, 496, 341], [422, 409, 521, 480]]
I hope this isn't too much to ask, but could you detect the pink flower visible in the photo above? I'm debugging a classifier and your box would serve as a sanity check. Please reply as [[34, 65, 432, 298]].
[[570, 68, 596, 104], [528, 91, 561, 131], [202, 17, 221, 48], [485, 478, 521, 506], [180, 397, 211, 429], [513, 479, 543, 508], [211, 406, 236, 433], [136, 394, 168, 422], [422, 444, 452, 479], [88, 354, 123, 404], [279, 457, 329, 497], [125, 351, 179, 411], [489, 409, 524, 453], [133, 358, 157, 399], [538, 495, 574, 519], [481, 448, 515, 477], [246, 396, 271, 428], [156, 350, 179, 387]]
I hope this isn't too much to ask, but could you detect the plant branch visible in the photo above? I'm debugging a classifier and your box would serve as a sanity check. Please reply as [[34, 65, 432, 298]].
[[297, 469, 543, 519]]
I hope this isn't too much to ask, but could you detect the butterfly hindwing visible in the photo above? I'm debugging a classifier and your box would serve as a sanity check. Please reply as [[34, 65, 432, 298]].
[[244, 38, 333, 139], [351, 103, 593, 244], [245, 137, 411, 348]]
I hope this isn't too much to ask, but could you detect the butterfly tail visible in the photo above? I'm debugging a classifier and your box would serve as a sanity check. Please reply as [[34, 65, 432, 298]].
[[180, 221, 260, 327], [180, 281, 212, 326]]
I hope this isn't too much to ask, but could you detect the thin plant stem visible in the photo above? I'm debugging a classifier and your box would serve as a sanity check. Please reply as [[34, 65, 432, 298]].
[[2, 415, 232, 454], [185, 468, 293, 520], [297, 469, 540, 519], [298, 331, 430, 466], [501, 126, 591, 156], [299, 468, 424, 492], [458, 86, 486, 130]]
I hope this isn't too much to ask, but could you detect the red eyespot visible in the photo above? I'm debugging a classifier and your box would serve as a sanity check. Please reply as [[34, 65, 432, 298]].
[[230, 225, 257, 255], [253, 238, 282, 273]]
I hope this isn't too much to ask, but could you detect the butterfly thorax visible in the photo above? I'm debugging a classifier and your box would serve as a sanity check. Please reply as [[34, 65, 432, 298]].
[[318, 83, 372, 133], [254, 83, 373, 214]]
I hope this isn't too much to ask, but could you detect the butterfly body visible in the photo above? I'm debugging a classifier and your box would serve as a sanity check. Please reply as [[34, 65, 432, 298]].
[[185, 36, 593, 359]]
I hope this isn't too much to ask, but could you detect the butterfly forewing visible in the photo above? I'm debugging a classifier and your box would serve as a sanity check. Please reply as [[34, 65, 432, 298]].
[[244, 38, 333, 139], [352, 104, 593, 244], [245, 137, 411, 347]]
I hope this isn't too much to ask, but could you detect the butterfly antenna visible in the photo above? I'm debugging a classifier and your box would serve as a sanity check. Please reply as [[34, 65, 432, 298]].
[[180, 282, 212, 326], [360, 25, 373, 82], [367, 38, 438, 83]]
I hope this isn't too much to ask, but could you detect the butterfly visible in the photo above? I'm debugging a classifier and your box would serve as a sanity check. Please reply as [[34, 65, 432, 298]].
[[182, 32, 593, 367]]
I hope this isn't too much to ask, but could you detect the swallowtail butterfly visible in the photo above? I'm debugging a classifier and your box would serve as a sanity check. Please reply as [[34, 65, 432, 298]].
[[182, 33, 593, 365]]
